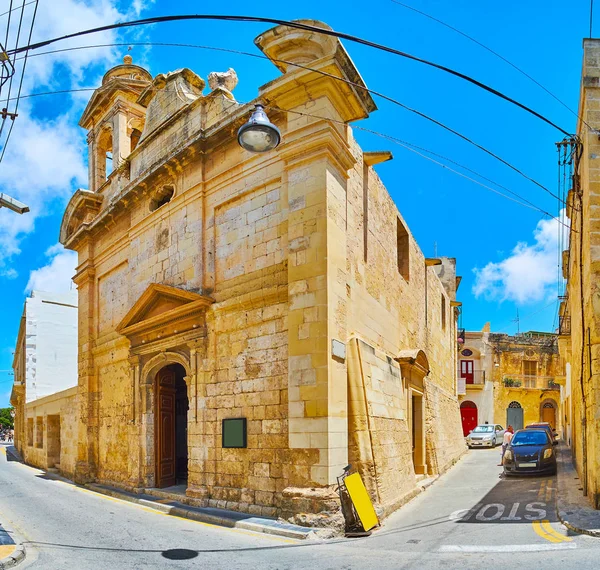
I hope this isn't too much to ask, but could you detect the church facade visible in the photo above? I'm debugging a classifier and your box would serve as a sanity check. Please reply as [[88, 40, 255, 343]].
[[56, 20, 465, 524]]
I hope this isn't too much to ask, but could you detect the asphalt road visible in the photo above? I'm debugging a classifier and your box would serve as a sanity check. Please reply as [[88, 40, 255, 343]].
[[1, 443, 600, 569]]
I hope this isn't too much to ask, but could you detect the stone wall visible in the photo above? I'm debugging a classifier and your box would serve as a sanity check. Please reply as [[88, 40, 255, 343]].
[[490, 334, 561, 430], [20, 387, 78, 478], [59, 21, 465, 524], [560, 38, 600, 508]]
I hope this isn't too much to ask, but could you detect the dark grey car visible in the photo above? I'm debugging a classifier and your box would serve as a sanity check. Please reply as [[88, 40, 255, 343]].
[[502, 428, 557, 476]]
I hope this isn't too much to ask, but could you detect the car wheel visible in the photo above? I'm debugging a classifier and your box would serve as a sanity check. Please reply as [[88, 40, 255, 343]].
[[492, 438, 497, 447]]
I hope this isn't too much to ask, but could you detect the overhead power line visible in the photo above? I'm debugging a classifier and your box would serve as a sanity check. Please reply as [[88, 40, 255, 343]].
[[268, 103, 572, 231], [390, 0, 592, 132], [4, 13, 572, 136], [0, 0, 35, 19], [0, 0, 38, 162], [12, 40, 568, 206], [8, 72, 566, 226]]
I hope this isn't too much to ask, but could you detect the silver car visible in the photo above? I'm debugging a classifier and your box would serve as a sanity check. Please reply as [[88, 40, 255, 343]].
[[466, 424, 505, 448]]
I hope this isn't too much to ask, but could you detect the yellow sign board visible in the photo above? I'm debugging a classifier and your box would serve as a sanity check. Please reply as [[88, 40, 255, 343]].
[[344, 472, 379, 532]]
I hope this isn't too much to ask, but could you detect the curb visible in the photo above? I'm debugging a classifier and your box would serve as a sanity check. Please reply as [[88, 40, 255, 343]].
[[555, 445, 600, 538], [556, 509, 600, 538], [0, 544, 25, 570], [85, 483, 315, 540]]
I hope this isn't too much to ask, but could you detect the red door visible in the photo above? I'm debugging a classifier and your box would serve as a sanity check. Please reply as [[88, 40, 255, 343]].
[[460, 401, 478, 436], [156, 367, 176, 488], [460, 360, 474, 384]]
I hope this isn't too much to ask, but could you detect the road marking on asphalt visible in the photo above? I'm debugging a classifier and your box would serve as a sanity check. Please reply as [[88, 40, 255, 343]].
[[439, 543, 577, 553], [532, 520, 563, 543], [532, 519, 573, 543], [452, 502, 548, 522], [0, 545, 15, 558], [537, 480, 547, 500]]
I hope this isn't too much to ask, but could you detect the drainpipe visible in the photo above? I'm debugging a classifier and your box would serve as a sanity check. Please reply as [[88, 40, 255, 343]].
[[577, 191, 588, 496]]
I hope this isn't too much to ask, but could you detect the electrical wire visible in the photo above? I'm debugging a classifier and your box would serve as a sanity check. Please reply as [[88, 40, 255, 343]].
[[4, 0, 14, 47], [391, 1, 593, 133], [0, 0, 25, 142], [269, 102, 572, 230], [3, 13, 572, 136], [0, 0, 35, 19], [11, 40, 568, 206], [2, 72, 568, 225], [0, 0, 38, 162]]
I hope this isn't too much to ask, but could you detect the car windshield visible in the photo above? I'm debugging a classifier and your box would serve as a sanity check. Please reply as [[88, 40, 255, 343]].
[[511, 431, 549, 446], [472, 426, 494, 433]]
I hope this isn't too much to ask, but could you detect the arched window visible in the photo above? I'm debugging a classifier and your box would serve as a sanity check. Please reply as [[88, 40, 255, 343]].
[[95, 126, 113, 186], [508, 401, 522, 409]]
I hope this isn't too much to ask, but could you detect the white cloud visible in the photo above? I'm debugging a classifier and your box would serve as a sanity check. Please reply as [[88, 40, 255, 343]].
[[0, 0, 153, 277], [25, 244, 77, 294], [472, 211, 567, 304]]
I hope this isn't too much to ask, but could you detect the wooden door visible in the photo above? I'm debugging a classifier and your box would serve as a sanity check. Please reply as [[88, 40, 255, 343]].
[[156, 367, 176, 488], [542, 405, 556, 428], [460, 402, 478, 436], [460, 360, 474, 384]]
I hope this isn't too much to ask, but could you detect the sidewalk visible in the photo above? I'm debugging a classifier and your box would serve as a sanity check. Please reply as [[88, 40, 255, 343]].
[[86, 483, 322, 540], [0, 521, 25, 570], [556, 444, 600, 537]]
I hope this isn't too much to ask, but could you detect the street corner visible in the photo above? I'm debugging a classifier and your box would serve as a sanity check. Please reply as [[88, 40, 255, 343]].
[[0, 521, 25, 569]]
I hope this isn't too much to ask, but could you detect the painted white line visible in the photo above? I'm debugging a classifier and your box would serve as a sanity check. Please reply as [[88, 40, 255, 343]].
[[439, 543, 577, 553]]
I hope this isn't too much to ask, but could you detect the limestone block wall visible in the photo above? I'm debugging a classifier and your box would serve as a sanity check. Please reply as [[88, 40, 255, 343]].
[[561, 38, 600, 507], [490, 335, 561, 430], [342, 134, 464, 513], [21, 387, 78, 478]]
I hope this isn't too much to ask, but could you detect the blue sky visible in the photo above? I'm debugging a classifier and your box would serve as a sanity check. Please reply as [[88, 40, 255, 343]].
[[0, 0, 589, 405]]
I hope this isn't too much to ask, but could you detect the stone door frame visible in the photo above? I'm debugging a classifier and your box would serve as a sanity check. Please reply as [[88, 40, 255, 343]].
[[134, 350, 192, 489]]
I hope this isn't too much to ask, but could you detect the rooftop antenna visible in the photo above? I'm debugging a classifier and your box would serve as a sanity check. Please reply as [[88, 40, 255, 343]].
[[433, 241, 438, 257], [512, 308, 520, 334]]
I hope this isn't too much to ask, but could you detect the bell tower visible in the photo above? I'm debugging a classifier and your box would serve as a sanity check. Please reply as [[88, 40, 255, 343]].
[[79, 55, 152, 192]]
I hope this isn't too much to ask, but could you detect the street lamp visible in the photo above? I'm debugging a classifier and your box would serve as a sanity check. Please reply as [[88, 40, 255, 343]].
[[237, 105, 281, 153], [0, 192, 29, 214]]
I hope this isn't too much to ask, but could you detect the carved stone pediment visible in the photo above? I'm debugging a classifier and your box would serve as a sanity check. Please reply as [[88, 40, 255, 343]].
[[59, 189, 104, 248], [395, 349, 430, 391], [117, 283, 214, 347]]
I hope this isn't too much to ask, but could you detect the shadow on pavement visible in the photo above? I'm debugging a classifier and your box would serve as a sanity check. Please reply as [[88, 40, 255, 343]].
[[454, 474, 558, 524]]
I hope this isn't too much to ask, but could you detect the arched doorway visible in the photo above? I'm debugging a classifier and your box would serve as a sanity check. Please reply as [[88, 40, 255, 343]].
[[155, 364, 188, 488], [460, 401, 478, 436], [506, 401, 523, 431], [541, 400, 557, 429]]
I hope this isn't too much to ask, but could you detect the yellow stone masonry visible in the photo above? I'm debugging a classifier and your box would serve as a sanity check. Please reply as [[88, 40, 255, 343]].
[[32, 20, 468, 524]]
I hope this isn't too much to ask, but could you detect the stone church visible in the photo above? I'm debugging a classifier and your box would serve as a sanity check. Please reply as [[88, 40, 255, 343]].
[[54, 20, 466, 523]]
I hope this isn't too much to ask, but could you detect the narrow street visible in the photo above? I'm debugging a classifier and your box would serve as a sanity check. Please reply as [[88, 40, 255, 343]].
[[1, 442, 600, 569]]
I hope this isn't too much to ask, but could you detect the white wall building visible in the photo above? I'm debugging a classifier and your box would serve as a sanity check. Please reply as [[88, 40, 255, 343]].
[[13, 290, 78, 403], [457, 326, 496, 434]]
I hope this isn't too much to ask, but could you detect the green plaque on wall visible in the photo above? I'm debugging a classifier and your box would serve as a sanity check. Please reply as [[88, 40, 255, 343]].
[[222, 418, 247, 448]]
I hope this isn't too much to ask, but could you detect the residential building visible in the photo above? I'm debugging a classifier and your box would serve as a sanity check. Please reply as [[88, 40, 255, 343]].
[[10, 290, 78, 474], [15, 20, 468, 524], [489, 332, 561, 431], [558, 37, 600, 508], [457, 324, 495, 434]]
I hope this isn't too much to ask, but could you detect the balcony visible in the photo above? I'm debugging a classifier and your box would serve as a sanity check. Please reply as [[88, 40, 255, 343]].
[[502, 375, 560, 390], [458, 370, 485, 394]]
